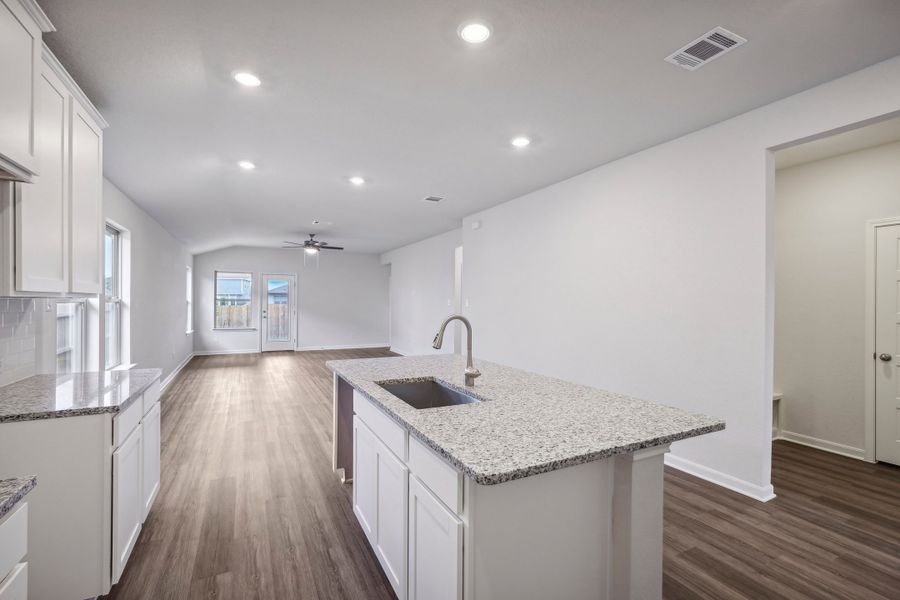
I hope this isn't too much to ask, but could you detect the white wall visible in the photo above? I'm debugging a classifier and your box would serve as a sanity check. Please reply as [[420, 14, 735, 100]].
[[192, 246, 389, 353], [384, 55, 900, 500], [775, 140, 900, 456], [104, 179, 194, 384], [380, 229, 462, 356]]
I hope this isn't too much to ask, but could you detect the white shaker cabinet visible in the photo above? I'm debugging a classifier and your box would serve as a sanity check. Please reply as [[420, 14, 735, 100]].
[[141, 401, 161, 521], [68, 97, 103, 294], [0, 0, 44, 180], [408, 475, 462, 600], [0, 44, 107, 297], [112, 425, 142, 585], [353, 416, 409, 600], [15, 57, 69, 293]]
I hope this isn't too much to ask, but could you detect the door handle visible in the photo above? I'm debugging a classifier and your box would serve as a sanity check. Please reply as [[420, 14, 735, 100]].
[[879, 353, 893, 362]]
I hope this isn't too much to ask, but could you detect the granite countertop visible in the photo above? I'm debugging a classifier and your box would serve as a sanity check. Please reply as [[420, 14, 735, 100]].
[[0, 476, 36, 520], [0, 369, 162, 423], [328, 355, 724, 485]]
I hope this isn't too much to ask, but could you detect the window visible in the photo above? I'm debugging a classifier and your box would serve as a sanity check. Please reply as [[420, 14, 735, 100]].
[[104, 224, 122, 369], [56, 301, 84, 375], [186, 266, 193, 333], [215, 271, 253, 329]]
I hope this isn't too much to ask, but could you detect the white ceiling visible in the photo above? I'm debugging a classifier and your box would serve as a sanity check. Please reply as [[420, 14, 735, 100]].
[[775, 115, 900, 169], [40, 0, 900, 254]]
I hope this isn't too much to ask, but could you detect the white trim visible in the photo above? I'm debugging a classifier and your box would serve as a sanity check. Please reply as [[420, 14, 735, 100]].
[[193, 349, 259, 356], [19, 0, 55, 32], [664, 453, 776, 502], [863, 216, 900, 463], [388, 347, 411, 356], [295, 343, 391, 352], [777, 431, 868, 461], [161, 352, 195, 391], [41, 43, 108, 129]]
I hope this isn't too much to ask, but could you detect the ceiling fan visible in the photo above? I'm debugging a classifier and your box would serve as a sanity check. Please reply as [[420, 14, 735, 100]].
[[282, 234, 344, 255]]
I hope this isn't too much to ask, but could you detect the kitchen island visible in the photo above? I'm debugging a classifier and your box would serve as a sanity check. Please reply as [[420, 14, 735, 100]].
[[330, 354, 724, 600]]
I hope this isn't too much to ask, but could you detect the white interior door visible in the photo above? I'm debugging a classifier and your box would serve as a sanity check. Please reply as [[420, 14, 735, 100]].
[[875, 224, 900, 466], [261, 274, 296, 352]]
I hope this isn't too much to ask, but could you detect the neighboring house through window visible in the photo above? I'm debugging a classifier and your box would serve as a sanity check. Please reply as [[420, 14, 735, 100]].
[[215, 271, 253, 329]]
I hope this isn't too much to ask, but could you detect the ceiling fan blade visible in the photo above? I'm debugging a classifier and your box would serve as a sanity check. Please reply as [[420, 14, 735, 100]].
[[281, 245, 304, 249], [320, 245, 344, 250], [282, 241, 304, 246]]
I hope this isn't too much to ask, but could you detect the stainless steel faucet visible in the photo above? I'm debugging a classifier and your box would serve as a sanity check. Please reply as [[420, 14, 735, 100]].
[[432, 314, 481, 386]]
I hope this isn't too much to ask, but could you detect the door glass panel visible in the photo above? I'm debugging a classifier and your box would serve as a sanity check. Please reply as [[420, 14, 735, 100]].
[[267, 279, 290, 342]]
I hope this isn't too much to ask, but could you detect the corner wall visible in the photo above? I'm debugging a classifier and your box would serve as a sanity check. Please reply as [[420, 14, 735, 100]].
[[380, 229, 462, 356]]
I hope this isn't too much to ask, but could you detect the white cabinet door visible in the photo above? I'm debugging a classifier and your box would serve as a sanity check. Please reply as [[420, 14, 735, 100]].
[[141, 401, 161, 522], [112, 425, 142, 584], [0, 0, 40, 176], [353, 416, 378, 543], [376, 442, 408, 599], [68, 99, 102, 294], [408, 475, 462, 600], [15, 60, 68, 293]]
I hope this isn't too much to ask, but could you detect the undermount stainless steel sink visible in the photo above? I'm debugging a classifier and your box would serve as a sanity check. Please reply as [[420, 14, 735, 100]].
[[378, 379, 481, 410]]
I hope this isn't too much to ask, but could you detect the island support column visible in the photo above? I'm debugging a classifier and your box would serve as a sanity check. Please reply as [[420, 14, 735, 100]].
[[332, 374, 355, 483], [610, 444, 670, 600]]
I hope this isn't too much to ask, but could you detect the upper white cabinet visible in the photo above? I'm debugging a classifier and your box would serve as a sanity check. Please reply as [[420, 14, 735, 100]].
[[0, 42, 108, 296], [0, 0, 54, 182], [68, 97, 103, 294], [15, 56, 68, 293]]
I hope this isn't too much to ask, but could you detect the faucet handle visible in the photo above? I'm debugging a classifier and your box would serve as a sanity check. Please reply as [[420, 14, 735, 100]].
[[464, 366, 481, 387]]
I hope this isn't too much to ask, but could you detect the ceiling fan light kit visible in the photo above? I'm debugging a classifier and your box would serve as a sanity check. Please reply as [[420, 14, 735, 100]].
[[283, 233, 344, 267]]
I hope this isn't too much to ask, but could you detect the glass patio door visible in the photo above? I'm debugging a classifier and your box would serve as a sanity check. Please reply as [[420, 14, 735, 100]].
[[261, 274, 296, 351]]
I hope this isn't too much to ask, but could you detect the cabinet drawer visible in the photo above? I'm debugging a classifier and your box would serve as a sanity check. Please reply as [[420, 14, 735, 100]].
[[353, 390, 407, 461], [0, 503, 27, 586], [0, 562, 26, 600], [142, 378, 160, 416], [408, 436, 462, 514], [114, 395, 142, 448]]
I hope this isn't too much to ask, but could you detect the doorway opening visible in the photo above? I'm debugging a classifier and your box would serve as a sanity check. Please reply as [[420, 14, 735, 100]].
[[261, 273, 297, 352], [772, 115, 900, 467]]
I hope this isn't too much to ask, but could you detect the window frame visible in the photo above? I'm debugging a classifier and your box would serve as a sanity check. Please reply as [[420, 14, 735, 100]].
[[104, 224, 123, 370], [186, 265, 193, 334], [213, 270, 255, 330]]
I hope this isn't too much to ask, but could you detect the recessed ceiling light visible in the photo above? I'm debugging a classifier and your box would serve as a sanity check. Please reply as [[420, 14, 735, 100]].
[[238, 160, 256, 170], [458, 21, 491, 44], [349, 176, 366, 186], [511, 136, 531, 148], [234, 72, 261, 87]]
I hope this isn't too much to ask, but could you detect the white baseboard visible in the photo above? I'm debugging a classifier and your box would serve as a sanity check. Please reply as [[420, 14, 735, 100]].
[[193, 348, 260, 356], [388, 346, 410, 356], [295, 343, 391, 352], [664, 453, 776, 502], [777, 430, 866, 461], [161, 352, 195, 392]]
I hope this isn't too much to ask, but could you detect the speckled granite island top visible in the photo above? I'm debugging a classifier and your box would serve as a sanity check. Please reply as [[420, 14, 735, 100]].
[[0, 476, 36, 520], [328, 355, 724, 485], [0, 369, 162, 423]]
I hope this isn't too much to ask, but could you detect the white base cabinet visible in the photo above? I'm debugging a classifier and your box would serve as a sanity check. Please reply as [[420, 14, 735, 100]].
[[112, 425, 142, 584], [341, 379, 671, 600], [353, 416, 408, 599], [0, 375, 162, 599], [408, 475, 462, 600]]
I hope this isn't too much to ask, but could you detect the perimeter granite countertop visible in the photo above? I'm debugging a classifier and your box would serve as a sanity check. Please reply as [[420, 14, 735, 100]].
[[328, 355, 724, 485], [0, 476, 36, 520], [0, 369, 162, 423]]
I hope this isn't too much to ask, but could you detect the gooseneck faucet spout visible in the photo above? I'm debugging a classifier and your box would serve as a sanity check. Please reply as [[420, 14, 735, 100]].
[[432, 314, 481, 387]]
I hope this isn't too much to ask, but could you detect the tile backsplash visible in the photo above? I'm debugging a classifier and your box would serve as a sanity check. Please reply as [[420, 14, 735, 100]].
[[0, 298, 52, 387]]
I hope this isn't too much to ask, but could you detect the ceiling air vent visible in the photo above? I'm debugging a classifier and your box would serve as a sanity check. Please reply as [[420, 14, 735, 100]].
[[665, 27, 746, 71], [423, 196, 443, 202]]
